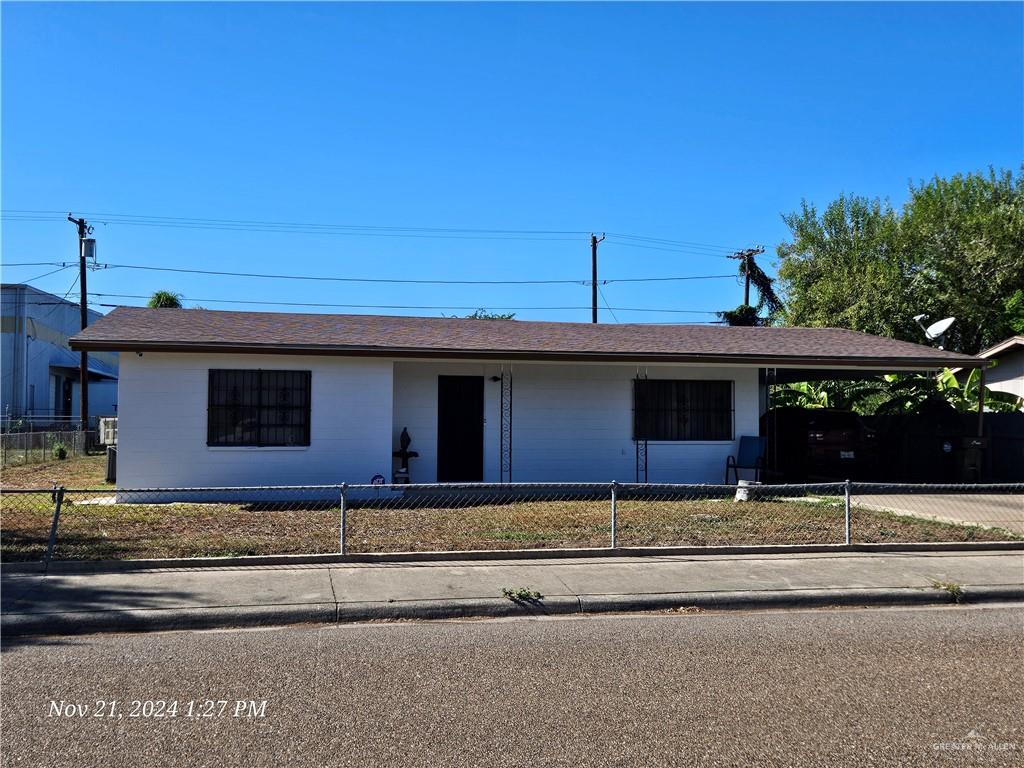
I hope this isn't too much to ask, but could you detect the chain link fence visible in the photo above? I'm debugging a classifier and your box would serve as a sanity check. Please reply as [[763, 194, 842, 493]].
[[0, 489, 58, 562], [1, 481, 1021, 564], [850, 483, 1024, 543], [0, 431, 95, 468]]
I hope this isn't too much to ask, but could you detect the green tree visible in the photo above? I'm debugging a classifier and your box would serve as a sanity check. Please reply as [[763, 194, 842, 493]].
[[901, 168, 1024, 353], [1004, 289, 1024, 335], [777, 195, 913, 339], [776, 168, 1024, 353], [147, 290, 183, 308]]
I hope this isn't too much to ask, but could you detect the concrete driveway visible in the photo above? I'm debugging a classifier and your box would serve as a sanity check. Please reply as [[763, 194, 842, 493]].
[[854, 493, 1024, 535]]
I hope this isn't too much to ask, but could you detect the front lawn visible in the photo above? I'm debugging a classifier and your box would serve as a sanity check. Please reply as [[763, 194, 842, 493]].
[[0, 454, 109, 490]]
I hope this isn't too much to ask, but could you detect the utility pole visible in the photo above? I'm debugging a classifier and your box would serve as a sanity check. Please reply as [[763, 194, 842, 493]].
[[728, 246, 765, 307], [590, 233, 605, 323], [67, 214, 93, 435]]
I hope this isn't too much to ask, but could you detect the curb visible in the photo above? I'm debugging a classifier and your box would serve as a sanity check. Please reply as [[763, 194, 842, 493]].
[[5, 540, 1023, 575], [3, 585, 1022, 638], [0, 603, 338, 637]]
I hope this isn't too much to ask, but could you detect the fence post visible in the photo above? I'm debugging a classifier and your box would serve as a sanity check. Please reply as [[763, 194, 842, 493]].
[[610, 481, 619, 549], [339, 483, 347, 556], [844, 479, 852, 546], [44, 486, 66, 570]]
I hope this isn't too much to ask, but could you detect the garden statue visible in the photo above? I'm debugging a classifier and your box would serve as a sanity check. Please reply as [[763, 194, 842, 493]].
[[392, 427, 419, 483]]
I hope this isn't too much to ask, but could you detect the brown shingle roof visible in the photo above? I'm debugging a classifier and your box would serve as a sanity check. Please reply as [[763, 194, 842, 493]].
[[69, 307, 983, 368]]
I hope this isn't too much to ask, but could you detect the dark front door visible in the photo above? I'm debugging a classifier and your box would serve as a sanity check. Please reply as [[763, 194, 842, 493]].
[[437, 375, 484, 482]]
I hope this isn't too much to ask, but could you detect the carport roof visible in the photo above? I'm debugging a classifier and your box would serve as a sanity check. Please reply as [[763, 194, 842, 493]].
[[70, 307, 984, 369]]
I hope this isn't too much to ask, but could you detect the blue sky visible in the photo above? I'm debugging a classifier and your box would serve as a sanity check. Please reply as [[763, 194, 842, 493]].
[[2, 2, 1021, 323]]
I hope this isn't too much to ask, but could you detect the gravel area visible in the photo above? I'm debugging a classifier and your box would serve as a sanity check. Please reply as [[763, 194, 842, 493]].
[[2, 605, 1022, 766]]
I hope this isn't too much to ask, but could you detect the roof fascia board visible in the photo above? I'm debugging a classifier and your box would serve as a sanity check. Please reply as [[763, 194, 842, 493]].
[[977, 336, 1024, 359], [69, 339, 984, 369]]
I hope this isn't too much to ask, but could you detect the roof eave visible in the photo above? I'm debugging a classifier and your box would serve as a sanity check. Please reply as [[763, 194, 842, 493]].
[[68, 338, 985, 369], [977, 336, 1024, 359]]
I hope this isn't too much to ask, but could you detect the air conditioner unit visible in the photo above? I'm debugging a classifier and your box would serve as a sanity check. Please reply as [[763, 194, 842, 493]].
[[99, 417, 118, 446]]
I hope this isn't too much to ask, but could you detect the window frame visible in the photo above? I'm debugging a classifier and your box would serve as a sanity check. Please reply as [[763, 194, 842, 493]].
[[632, 379, 735, 442], [207, 369, 312, 448]]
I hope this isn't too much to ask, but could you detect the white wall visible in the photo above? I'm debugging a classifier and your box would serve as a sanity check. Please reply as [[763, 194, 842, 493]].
[[117, 355, 761, 489], [394, 361, 761, 484], [392, 362, 503, 483], [987, 349, 1024, 401], [116, 352, 393, 488]]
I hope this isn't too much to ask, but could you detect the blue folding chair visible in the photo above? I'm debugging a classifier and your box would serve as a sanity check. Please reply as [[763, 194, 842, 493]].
[[725, 436, 767, 484]]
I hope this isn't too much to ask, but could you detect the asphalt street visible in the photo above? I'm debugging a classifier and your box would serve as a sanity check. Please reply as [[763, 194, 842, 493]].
[[2, 605, 1022, 767]]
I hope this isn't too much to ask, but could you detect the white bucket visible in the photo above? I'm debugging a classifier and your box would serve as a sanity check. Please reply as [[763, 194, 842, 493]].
[[734, 479, 761, 502]]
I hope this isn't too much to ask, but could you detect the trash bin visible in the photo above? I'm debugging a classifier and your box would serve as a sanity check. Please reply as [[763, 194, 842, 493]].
[[957, 436, 987, 483], [105, 445, 117, 483]]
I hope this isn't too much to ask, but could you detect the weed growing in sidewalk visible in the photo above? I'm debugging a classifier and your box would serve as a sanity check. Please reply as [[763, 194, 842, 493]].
[[502, 587, 543, 601], [930, 580, 965, 603]]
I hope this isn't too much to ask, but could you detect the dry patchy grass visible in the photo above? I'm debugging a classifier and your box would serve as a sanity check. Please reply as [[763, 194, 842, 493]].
[[0, 454, 109, 490]]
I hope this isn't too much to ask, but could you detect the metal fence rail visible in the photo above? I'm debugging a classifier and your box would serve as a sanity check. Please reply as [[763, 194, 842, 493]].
[[0, 481, 1021, 564]]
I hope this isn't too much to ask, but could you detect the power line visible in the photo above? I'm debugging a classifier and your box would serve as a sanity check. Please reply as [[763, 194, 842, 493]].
[[20, 265, 73, 283], [99, 262, 737, 285], [603, 231, 743, 252], [2, 261, 70, 267], [604, 274, 734, 284], [603, 239, 735, 257], [2, 209, 588, 235], [1, 210, 749, 253], [98, 263, 590, 285], [597, 284, 620, 323], [6, 260, 736, 286], [1, 212, 586, 242], [89, 292, 720, 314]]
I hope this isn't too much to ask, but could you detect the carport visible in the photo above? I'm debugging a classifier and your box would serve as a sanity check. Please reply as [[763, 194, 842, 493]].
[[760, 357, 990, 484]]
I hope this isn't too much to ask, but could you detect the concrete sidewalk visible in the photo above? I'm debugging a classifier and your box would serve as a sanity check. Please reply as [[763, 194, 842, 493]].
[[3, 550, 1023, 636]]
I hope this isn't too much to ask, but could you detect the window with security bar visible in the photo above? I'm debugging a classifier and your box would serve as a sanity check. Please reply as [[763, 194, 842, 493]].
[[207, 370, 311, 447], [633, 379, 733, 441]]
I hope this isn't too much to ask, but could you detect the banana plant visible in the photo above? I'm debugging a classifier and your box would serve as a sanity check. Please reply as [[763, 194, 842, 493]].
[[771, 379, 885, 411], [876, 366, 1023, 414]]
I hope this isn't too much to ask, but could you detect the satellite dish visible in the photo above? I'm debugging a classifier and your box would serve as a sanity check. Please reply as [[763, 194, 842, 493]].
[[912, 314, 955, 349], [925, 317, 955, 341]]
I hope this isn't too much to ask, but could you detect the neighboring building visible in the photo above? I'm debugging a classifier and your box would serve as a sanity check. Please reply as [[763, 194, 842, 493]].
[[70, 307, 982, 490], [976, 336, 1024, 402], [1, 284, 119, 426]]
